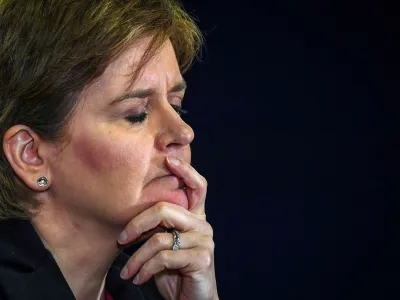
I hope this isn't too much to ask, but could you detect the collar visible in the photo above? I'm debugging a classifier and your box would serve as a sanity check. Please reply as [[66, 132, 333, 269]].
[[0, 219, 162, 300]]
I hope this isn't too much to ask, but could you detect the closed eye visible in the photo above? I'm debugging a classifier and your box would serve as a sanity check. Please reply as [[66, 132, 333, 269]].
[[171, 104, 188, 116], [125, 112, 147, 124], [125, 105, 188, 125]]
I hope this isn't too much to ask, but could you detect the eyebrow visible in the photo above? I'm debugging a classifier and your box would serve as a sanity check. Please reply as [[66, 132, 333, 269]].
[[109, 79, 187, 106]]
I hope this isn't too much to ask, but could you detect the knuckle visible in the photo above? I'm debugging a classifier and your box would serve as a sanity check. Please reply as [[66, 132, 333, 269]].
[[205, 223, 214, 238], [200, 175, 208, 188], [200, 234, 215, 252], [157, 251, 170, 264], [127, 222, 139, 237], [128, 253, 138, 265], [197, 248, 212, 268], [140, 261, 151, 276], [154, 201, 169, 215], [205, 237, 215, 252], [151, 233, 168, 246]]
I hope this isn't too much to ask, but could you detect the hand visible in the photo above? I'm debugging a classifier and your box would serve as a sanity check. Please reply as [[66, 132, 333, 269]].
[[117, 156, 218, 300]]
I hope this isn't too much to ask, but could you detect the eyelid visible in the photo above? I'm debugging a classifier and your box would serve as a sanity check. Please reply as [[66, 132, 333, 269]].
[[119, 100, 147, 115], [171, 104, 188, 116], [168, 96, 184, 107], [169, 90, 185, 98], [125, 112, 148, 124]]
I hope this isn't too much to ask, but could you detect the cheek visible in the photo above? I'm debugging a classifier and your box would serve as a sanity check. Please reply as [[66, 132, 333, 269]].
[[72, 134, 146, 173]]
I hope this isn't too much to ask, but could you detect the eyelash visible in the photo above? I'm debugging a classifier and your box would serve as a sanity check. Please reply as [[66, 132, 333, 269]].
[[125, 104, 188, 124]]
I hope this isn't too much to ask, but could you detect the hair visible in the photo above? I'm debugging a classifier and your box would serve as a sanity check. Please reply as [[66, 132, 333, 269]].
[[0, 0, 203, 221]]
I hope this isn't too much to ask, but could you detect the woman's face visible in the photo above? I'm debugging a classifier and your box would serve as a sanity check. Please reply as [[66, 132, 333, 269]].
[[47, 38, 194, 226]]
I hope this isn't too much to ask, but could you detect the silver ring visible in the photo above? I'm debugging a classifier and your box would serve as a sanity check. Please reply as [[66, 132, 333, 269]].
[[170, 229, 181, 251]]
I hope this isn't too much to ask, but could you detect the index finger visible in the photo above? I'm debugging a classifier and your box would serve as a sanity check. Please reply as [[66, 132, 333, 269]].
[[118, 202, 213, 244], [166, 156, 207, 216]]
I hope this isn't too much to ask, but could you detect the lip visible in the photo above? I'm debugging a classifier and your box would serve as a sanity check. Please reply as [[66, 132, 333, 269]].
[[146, 175, 189, 209], [161, 188, 189, 210], [156, 175, 186, 189]]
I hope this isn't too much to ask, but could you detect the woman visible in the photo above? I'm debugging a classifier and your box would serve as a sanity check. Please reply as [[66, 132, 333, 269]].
[[0, 1, 218, 299]]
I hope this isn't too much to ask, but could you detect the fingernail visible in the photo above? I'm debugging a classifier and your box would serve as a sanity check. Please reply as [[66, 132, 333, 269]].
[[133, 273, 140, 284], [167, 156, 180, 166], [119, 230, 127, 243], [120, 266, 129, 279]]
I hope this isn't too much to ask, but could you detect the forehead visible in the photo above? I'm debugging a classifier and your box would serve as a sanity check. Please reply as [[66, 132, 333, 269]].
[[103, 38, 180, 88], [80, 38, 182, 105]]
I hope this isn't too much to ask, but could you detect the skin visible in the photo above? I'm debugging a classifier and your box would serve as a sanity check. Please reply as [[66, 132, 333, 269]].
[[3, 38, 218, 300]]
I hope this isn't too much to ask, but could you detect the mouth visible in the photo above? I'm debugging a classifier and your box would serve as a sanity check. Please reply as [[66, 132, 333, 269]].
[[144, 174, 189, 209], [156, 175, 186, 189]]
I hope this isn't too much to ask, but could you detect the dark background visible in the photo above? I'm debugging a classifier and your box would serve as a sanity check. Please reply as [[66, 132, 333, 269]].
[[181, 1, 395, 299]]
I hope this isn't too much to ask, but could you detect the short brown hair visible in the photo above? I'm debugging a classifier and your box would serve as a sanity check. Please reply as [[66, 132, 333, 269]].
[[0, 0, 203, 220]]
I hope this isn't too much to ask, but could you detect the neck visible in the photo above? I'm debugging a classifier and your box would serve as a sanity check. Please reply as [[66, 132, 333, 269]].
[[31, 206, 123, 300]]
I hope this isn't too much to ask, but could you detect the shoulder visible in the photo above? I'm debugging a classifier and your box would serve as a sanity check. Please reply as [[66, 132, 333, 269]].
[[0, 219, 164, 300], [0, 219, 74, 300]]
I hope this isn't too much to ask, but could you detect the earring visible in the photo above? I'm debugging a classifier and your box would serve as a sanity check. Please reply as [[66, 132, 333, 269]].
[[37, 176, 48, 187]]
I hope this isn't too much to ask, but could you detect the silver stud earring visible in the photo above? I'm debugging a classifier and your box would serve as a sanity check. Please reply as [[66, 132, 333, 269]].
[[37, 176, 48, 187]]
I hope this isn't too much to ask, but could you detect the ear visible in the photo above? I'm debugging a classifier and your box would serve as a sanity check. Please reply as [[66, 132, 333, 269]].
[[2, 125, 51, 192]]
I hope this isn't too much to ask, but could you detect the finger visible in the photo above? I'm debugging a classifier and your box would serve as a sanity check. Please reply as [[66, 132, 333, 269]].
[[131, 247, 214, 285], [120, 231, 214, 280], [127, 225, 166, 245], [166, 156, 207, 215], [195, 213, 207, 221], [118, 202, 213, 244]]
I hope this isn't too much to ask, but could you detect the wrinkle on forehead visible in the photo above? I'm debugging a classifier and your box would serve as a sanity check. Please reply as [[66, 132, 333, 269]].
[[102, 37, 172, 89], [104, 38, 180, 89], [78, 38, 181, 110], [103, 38, 151, 78]]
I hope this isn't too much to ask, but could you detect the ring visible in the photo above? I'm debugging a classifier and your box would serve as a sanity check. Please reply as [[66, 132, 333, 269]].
[[169, 229, 181, 251]]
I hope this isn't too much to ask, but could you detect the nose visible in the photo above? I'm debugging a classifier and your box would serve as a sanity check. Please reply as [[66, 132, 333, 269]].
[[153, 101, 195, 153]]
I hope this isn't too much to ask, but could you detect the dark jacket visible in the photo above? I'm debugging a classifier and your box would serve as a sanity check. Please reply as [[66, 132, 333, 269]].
[[0, 219, 164, 299]]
